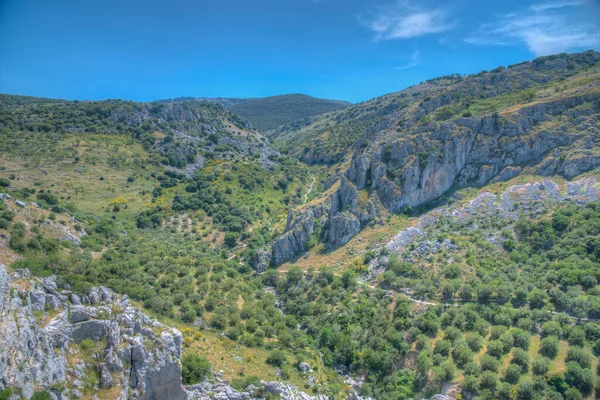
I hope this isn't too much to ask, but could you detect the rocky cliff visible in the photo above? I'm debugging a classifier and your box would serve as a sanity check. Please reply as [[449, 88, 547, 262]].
[[256, 176, 380, 268], [347, 95, 600, 213], [0, 264, 187, 400]]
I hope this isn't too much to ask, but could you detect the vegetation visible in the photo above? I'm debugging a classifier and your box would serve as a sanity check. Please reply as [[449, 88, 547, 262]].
[[1, 51, 599, 399], [230, 94, 350, 131], [182, 354, 212, 384]]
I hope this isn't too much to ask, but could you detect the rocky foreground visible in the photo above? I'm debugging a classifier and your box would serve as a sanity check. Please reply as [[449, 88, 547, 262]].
[[0, 265, 330, 400]]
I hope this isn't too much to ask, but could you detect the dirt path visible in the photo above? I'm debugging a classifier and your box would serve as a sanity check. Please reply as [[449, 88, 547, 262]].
[[304, 175, 316, 204]]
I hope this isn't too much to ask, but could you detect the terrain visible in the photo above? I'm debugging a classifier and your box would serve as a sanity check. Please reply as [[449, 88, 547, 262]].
[[0, 50, 599, 400], [157, 94, 351, 131], [229, 94, 351, 131]]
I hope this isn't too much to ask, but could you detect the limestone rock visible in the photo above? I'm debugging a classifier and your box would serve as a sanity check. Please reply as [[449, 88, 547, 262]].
[[0, 265, 187, 400]]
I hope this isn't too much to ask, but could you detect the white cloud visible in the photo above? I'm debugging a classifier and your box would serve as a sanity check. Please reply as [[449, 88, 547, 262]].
[[465, 1, 599, 56], [361, 1, 457, 40], [530, 0, 585, 12], [394, 49, 420, 70]]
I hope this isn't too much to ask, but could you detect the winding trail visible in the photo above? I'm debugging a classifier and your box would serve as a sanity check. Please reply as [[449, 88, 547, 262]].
[[304, 175, 316, 205]]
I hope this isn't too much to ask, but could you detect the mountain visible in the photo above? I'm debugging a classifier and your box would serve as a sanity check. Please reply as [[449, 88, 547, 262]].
[[1, 51, 600, 400], [155, 96, 247, 108], [229, 94, 351, 131], [156, 94, 352, 132], [261, 50, 600, 265]]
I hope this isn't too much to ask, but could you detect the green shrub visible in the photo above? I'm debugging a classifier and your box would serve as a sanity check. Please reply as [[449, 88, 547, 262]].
[[181, 354, 211, 385], [0, 388, 13, 400], [31, 391, 52, 400], [266, 350, 287, 367]]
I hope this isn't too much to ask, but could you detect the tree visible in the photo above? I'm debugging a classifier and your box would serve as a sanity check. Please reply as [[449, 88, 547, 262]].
[[417, 350, 432, 375], [182, 354, 211, 385], [540, 336, 559, 358], [511, 348, 530, 371], [503, 364, 522, 384], [479, 371, 498, 391], [487, 340, 505, 358], [517, 379, 535, 400], [0, 178, 10, 187], [527, 289, 548, 309], [462, 375, 479, 395], [480, 354, 500, 372], [566, 346, 592, 369], [224, 232, 238, 247], [512, 329, 531, 350], [434, 340, 452, 356], [286, 266, 303, 287], [542, 321, 563, 338], [565, 361, 593, 395], [452, 344, 474, 367], [532, 355, 550, 375]]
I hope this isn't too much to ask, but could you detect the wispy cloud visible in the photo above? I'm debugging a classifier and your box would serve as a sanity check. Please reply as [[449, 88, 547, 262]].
[[361, 1, 458, 40], [394, 49, 420, 70], [530, 0, 585, 12], [465, 1, 599, 56]]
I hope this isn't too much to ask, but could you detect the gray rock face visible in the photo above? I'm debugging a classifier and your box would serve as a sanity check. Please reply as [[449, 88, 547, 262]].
[[271, 204, 327, 266], [267, 177, 379, 266], [0, 265, 187, 400], [346, 95, 600, 213], [249, 249, 272, 273]]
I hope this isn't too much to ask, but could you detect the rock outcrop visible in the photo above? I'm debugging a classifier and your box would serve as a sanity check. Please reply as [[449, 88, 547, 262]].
[[187, 380, 329, 400], [326, 177, 376, 249], [0, 265, 187, 400], [346, 95, 600, 213], [261, 176, 381, 267], [270, 204, 327, 266]]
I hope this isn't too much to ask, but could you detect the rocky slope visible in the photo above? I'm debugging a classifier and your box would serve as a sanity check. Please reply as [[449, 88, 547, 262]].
[[0, 264, 339, 400], [0, 95, 279, 176], [261, 52, 600, 265], [346, 94, 599, 212], [365, 176, 600, 285], [0, 264, 187, 400]]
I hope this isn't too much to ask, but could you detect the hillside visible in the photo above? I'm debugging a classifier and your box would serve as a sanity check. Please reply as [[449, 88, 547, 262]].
[[271, 51, 600, 166], [155, 97, 247, 107], [229, 94, 351, 131], [1, 51, 600, 400]]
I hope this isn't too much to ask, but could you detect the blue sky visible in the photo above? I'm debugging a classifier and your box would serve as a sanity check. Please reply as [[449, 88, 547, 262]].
[[0, 0, 598, 103]]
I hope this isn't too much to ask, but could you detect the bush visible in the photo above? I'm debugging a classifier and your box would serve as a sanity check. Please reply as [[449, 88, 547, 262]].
[[181, 354, 211, 385], [266, 350, 287, 367], [0, 178, 10, 187], [30, 392, 52, 400], [0, 388, 12, 400]]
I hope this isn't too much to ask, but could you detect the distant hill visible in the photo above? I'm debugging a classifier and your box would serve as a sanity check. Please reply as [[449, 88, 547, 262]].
[[229, 94, 351, 131], [154, 96, 247, 107]]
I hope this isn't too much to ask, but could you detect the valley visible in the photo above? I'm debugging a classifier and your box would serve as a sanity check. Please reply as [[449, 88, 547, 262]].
[[1, 51, 600, 400]]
